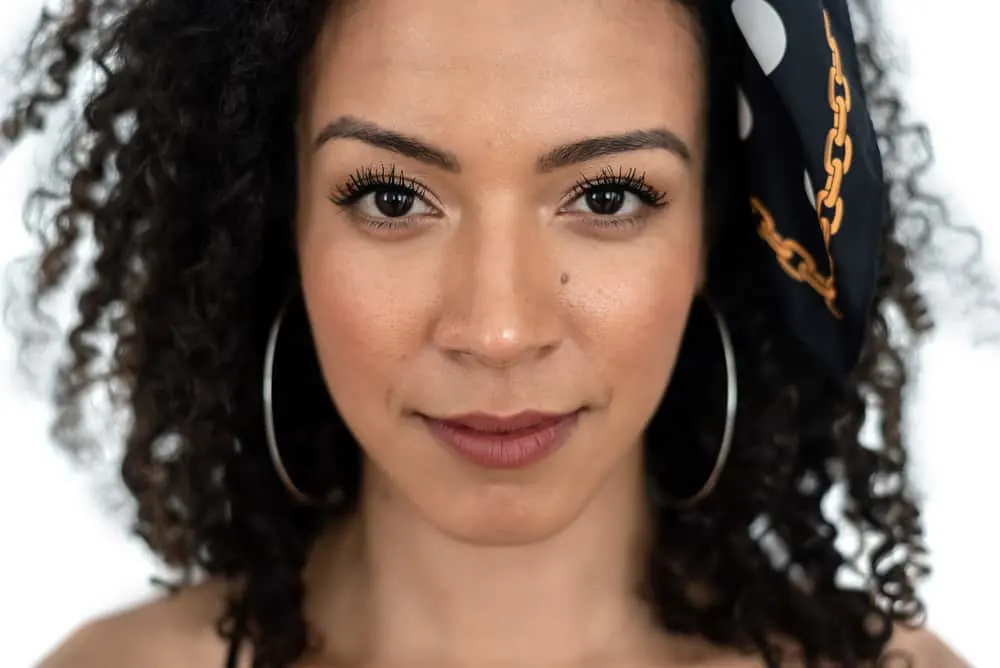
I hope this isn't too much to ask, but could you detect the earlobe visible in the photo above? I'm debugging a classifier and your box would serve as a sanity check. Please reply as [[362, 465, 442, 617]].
[[695, 224, 712, 292], [695, 261, 708, 294]]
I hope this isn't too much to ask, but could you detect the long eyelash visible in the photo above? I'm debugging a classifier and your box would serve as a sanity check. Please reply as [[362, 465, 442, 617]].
[[568, 166, 669, 208], [329, 164, 427, 206]]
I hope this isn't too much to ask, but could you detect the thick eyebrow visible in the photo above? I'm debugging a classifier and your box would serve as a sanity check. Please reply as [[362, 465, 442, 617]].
[[537, 128, 692, 172], [312, 115, 691, 173], [313, 115, 461, 172]]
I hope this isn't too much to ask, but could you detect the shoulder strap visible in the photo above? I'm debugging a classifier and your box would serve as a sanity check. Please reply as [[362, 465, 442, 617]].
[[224, 605, 247, 668]]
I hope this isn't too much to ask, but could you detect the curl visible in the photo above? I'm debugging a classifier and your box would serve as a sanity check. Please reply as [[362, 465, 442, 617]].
[[1, 2, 990, 667]]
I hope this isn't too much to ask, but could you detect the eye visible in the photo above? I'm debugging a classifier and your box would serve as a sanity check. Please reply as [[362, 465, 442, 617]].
[[329, 164, 438, 232], [353, 185, 435, 219], [564, 186, 646, 217], [560, 166, 669, 229]]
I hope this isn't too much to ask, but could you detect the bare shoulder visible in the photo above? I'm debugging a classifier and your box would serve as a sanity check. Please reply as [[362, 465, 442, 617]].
[[35, 579, 233, 668], [886, 626, 971, 667], [751, 624, 972, 668]]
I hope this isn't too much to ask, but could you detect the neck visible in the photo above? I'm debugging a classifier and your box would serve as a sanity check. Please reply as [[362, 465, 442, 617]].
[[304, 446, 657, 666]]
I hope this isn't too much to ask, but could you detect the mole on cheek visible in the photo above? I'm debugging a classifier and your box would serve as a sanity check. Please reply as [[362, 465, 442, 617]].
[[560, 272, 570, 285]]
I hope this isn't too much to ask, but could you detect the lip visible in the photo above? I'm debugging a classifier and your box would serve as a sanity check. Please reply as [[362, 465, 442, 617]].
[[420, 410, 582, 469]]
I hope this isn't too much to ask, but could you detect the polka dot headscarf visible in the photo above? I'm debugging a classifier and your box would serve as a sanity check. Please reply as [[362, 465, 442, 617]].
[[732, 0, 883, 376]]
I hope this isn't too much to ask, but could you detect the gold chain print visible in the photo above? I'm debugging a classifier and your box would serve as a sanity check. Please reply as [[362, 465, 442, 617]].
[[753, 9, 851, 318]]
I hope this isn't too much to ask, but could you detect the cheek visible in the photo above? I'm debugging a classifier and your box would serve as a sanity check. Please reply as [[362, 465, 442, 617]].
[[296, 237, 429, 416], [565, 224, 701, 404]]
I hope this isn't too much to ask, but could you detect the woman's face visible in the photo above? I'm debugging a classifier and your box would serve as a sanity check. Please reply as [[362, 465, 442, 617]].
[[296, 0, 706, 544]]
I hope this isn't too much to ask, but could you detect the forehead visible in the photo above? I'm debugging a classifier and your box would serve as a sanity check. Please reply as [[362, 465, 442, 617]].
[[305, 0, 705, 161]]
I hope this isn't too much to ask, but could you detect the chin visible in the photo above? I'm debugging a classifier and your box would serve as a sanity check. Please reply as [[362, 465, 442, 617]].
[[359, 414, 643, 547], [418, 480, 594, 547]]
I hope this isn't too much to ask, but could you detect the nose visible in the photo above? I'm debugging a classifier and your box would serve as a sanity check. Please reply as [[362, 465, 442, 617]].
[[432, 207, 564, 369]]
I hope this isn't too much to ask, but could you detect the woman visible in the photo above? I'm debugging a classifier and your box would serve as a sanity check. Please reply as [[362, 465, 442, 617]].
[[1, 0, 978, 666]]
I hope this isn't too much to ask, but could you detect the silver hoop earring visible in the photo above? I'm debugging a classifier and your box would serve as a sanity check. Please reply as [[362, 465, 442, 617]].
[[263, 295, 343, 506], [670, 297, 738, 508]]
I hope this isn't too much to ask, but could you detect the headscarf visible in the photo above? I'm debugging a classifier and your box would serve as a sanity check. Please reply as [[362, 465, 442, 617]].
[[733, 0, 884, 375]]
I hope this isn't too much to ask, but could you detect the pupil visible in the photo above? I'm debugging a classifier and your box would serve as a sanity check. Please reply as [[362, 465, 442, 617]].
[[375, 188, 414, 217], [587, 188, 625, 215]]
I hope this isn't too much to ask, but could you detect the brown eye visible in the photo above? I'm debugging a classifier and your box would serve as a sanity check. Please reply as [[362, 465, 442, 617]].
[[373, 187, 416, 217], [352, 186, 435, 221], [585, 187, 627, 215], [561, 167, 669, 222], [328, 165, 438, 230], [566, 186, 643, 218]]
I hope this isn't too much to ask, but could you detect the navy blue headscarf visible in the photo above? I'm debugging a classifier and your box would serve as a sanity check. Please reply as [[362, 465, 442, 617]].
[[732, 0, 884, 376]]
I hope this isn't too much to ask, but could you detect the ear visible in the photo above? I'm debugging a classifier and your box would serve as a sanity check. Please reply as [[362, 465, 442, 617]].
[[695, 263, 707, 294], [695, 238, 709, 294], [695, 205, 713, 294]]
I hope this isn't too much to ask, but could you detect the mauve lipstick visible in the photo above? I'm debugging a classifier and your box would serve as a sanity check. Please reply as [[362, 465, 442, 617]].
[[420, 410, 581, 469]]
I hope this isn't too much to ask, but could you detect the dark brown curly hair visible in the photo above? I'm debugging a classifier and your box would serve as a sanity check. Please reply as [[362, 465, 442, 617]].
[[2, 1, 984, 667]]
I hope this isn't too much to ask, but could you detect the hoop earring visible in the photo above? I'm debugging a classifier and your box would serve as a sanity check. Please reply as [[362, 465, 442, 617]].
[[263, 294, 735, 507], [669, 297, 738, 508], [263, 294, 343, 506]]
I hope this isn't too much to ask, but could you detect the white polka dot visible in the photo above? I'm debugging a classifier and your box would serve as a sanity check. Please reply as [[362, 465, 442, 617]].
[[804, 169, 816, 209], [737, 87, 753, 140], [731, 0, 788, 76]]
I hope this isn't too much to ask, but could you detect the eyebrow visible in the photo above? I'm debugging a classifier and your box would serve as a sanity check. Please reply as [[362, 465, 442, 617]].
[[537, 128, 691, 171], [313, 116, 460, 171], [312, 115, 692, 172]]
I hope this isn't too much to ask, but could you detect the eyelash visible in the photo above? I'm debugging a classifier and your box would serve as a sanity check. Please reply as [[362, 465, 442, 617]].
[[328, 164, 669, 233], [562, 166, 669, 229], [330, 164, 427, 206]]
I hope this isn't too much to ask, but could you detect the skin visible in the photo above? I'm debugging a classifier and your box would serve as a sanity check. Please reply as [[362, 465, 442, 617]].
[[37, 0, 971, 666], [297, 0, 704, 550]]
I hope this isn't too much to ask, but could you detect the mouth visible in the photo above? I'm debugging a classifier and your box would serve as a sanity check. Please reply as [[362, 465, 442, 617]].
[[418, 409, 584, 469]]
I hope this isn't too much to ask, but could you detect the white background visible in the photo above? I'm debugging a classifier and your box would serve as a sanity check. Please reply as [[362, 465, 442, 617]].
[[0, 2, 997, 667]]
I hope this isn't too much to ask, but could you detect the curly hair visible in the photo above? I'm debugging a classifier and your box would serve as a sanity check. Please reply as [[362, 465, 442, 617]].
[[1, 1, 977, 666]]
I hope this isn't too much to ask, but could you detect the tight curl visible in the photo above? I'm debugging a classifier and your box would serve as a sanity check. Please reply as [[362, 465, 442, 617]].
[[0, 1, 971, 667]]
